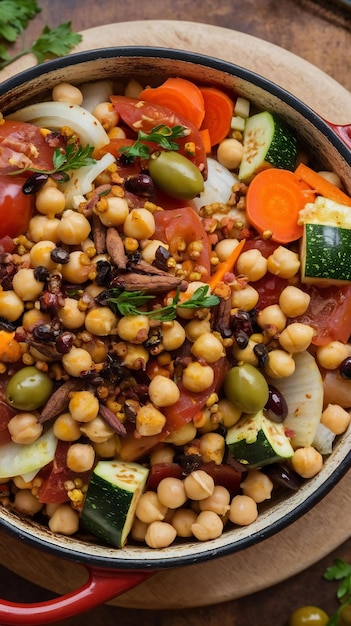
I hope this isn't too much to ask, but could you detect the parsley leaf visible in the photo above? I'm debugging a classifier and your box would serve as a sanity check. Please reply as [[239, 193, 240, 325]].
[[107, 286, 220, 321], [119, 124, 188, 162], [12, 143, 96, 179], [323, 558, 351, 625], [30, 22, 82, 64], [0, 0, 40, 47]]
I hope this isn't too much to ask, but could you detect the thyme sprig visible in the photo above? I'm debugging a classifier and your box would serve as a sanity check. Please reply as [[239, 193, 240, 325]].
[[12, 143, 96, 179], [107, 285, 220, 321], [119, 124, 188, 161]]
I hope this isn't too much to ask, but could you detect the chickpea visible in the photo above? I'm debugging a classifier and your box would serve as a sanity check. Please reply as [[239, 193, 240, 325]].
[[69, 391, 99, 423], [278, 285, 311, 317], [148, 375, 180, 407], [236, 248, 268, 281], [266, 246, 300, 278], [53, 412, 81, 441], [150, 444, 175, 466], [136, 403, 167, 437], [265, 349, 295, 378], [117, 314, 150, 344], [184, 470, 215, 500], [52, 82, 83, 105], [62, 346, 93, 377], [317, 171, 342, 187], [232, 338, 259, 366], [191, 332, 225, 364], [99, 196, 129, 227], [161, 320, 186, 351], [199, 485, 231, 515], [171, 508, 197, 537], [240, 470, 274, 503], [182, 361, 214, 393], [229, 495, 258, 525], [92, 102, 118, 131], [0, 290, 24, 321], [85, 307, 118, 336], [130, 518, 148, 543], [123, 208, 155, 239], [48, 503, 80, 535], [22, 309, 51, 331], [184, 318, 211, 342], [60, 251, 95, 284], [12, 268, 44, 302], [135, 491, 167, 524], [36, 186, 66, 217], [122, 344, 149, 370], [165, 422, 197, 446], [321, 404, 351, 435], [80, 416, 115, 443], [58, 297, 86, 330], [216, 398, 242, 428], [8, 413, 43, 444], [93, 434, 121, 459], [30, 240, 58, 271], [14, 490, 43, 516], [157, 477, 187, 509], [13, 475, 33, 490], [176, 281, 209, 320], [217, 138, 244, 169], [145, 521, 177, 549], [316, 341, 349, 370], [215, 238, 239, 263], [57, 210, 91, 245], [66, 443, 95, 472], [231, 284, 259, 310], [199, 432, 225, 465], [278, 323, 315, 353], [28, 215, 61, 243], [291, 446, 323, 478], [191, 510, 223, 541], [257, 305, 287, 334]]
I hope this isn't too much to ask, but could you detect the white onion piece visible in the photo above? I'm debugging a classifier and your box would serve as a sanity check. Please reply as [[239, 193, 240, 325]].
[[271, 351, 324, 448], [59, 151, 115, 208], [192, 157, 237, 209], [312, 422, 336, 455], [80, 79, 114, 113], [7, 101, 110, 148], [0, 429, 57, 479]]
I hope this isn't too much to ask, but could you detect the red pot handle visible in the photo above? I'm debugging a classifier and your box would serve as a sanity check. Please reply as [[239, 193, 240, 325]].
[[0, 565, 155, 625], [327, 122, 351, 150]]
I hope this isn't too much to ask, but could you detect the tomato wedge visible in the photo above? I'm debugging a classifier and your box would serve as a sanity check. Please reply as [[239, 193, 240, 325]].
[[110, 96, 208, 178]]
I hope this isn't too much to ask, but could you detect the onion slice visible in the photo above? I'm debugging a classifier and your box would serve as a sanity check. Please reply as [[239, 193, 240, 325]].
[[59, 151, 115, 208], [270, 351, 324, 448], [0, 428, 57, 479], [192, 157, 237, 209], [7, 101, 110, 149]]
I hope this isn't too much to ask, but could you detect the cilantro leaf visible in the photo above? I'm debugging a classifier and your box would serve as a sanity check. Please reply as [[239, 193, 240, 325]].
[[30, 22, 82, 64]]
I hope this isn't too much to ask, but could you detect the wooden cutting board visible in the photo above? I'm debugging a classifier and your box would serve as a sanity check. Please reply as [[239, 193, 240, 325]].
[[0, 21, 350, 609]]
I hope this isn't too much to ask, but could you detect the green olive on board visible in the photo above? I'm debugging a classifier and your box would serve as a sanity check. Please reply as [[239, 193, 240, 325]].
[[148, 150, 204, 200], [289, 606, 329, 626]]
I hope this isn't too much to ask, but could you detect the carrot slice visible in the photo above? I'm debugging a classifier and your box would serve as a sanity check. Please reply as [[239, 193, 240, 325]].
[[245, 168, 316, 244], [200, 128, 212, 154], [295, 162, 351, 207], [139, 78, 205, 129], [209, 238, 246, 290], [199, 87, 235, 147]]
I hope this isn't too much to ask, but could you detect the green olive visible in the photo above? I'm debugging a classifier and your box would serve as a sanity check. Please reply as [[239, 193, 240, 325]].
[[148, 150, 204, 200], [289, 606, 329, 626], [223, 363, 269, 413], [6, 366, 53, 411], [338, 605, 351, 626]]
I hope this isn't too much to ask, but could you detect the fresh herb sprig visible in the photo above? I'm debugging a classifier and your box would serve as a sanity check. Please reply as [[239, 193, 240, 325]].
[[119, 124, 188, 162], [107, 285, 220, 321], [12, 143, 96, 181], [324, 558, 351, 625], [0, 0, 82, 71]]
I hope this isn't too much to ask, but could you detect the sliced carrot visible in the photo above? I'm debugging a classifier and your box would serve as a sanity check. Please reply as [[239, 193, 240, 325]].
[[199, 87, 235, 147], [245, 168, 316, 244], [200, 128, 212, 154], [209, 238, 246, 290], [139, 78, 205, 129], [295, 162, 351, 207]]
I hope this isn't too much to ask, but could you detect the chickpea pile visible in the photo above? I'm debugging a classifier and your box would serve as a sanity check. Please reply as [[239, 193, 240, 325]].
[[0, 78, 350, 551]]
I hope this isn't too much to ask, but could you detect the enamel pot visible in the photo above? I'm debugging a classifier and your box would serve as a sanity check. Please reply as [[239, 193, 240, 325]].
[[0, 47, 350, 625]]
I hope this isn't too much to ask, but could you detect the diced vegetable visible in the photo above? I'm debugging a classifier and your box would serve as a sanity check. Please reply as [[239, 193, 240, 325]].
[[0, 429, 57, 479], [140, 78, 206, 129], [81, 460, 149, 548], [295, 162, 351, 207], [199, 86, 235, 146], [59, 152, 115, 208]]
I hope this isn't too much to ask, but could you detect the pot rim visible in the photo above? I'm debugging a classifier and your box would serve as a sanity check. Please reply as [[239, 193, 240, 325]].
[[0, 45, 350, 570]]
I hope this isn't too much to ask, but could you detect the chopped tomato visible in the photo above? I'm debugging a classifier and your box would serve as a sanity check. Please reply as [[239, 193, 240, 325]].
[[153, 205, 212, 278], [296, 284, 351, 345], [110, 96, 208, 177], [0, 175, 34, 238]]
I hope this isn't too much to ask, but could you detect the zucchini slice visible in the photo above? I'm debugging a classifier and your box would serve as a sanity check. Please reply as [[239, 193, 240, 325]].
[[226, 409, 294, 469], [238, 111, 297, 183], [81, 460, 149, 548]]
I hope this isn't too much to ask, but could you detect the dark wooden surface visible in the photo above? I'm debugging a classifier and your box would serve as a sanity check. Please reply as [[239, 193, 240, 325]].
[[0, 1, 350, 624]]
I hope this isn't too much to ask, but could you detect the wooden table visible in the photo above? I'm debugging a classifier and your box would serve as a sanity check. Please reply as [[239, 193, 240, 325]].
[[0, 1, 350, 624]]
